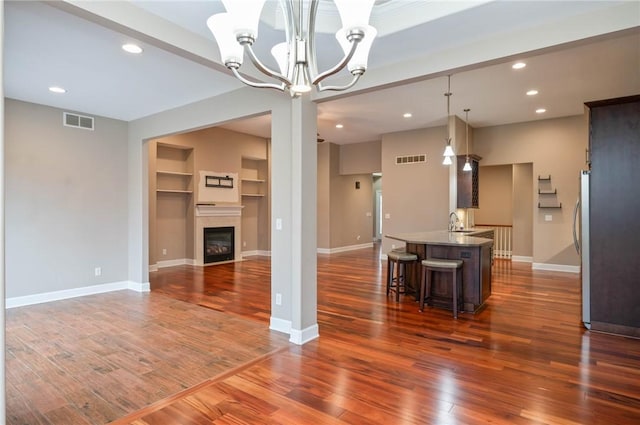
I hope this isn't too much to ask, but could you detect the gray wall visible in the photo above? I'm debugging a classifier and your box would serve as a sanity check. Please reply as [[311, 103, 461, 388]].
[[5, 99, 129, 298]]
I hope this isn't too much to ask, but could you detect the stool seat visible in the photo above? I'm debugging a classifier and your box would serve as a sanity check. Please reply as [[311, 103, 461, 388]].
[[388, 251, 418, 262], [386, 250, 418, 302], [419, 258, 464, 318], [422, 259, 463, 269]]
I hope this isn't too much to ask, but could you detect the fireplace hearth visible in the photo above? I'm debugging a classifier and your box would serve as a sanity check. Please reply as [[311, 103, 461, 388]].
[[204, 226, 234, 264]]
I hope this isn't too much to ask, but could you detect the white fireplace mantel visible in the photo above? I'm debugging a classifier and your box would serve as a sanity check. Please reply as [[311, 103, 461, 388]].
[[195, 204, 243, 266], [196, 204, 244, 217]]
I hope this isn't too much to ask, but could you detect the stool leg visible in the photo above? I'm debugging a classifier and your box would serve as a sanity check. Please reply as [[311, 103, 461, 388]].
[[386, 259, 392, 296], [419, 266, 426, 312], [452, 268, 458, 319], [396, 262, 403, 302]]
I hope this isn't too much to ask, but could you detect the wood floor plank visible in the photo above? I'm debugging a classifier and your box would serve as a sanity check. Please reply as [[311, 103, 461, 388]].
[[7, 246, 640, 424]]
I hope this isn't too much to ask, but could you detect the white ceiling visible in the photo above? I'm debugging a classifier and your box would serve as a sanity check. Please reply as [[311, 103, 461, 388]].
[[4, 1, 640, 145]]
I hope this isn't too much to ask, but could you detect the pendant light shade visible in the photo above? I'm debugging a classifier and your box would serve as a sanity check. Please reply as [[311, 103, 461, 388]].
[[442, 75, 455, 163], [463, 108, 472, 172]]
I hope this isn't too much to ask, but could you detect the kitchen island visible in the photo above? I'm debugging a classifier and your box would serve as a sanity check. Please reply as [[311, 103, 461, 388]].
[[386, 230, 493, 313]]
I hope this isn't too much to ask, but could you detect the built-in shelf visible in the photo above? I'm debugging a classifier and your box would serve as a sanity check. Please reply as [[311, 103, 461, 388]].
[[538, 189, 557, 194], [240, 178, 265, 183], [241, 193, 265, 198], [157, 170, 193, 176], [538, 175, 551, 181], [157, 189, 193, 194]]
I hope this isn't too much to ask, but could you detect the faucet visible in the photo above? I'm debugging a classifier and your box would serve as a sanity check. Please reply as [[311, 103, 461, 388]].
[[449, 212, 460, 231]]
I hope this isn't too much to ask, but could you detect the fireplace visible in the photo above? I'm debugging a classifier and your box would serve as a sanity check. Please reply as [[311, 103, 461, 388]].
[[204, 226, 235, 264]]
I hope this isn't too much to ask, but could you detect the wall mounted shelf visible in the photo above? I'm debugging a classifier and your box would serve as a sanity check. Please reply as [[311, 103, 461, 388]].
[[538, 203, 562, 209], [537, 174, 561, 209]]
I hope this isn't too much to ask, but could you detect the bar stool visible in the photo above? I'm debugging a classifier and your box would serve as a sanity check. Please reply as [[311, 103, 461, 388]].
[[419, 258, 464, 318], [386, 250, 418, 302]]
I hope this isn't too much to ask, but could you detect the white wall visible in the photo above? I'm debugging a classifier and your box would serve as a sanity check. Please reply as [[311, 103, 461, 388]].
[[5, 99, 129, 298]]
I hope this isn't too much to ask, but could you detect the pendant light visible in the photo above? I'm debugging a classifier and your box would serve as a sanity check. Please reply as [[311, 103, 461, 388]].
[[442, 75, 455, 165], [463, 108, 472, 172]]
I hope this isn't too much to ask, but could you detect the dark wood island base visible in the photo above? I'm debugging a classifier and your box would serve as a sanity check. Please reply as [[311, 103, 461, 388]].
[[387, 231, 493, 314]]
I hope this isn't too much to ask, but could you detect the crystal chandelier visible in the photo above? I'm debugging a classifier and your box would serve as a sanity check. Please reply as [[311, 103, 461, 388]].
[[207, 0, 377, 96]]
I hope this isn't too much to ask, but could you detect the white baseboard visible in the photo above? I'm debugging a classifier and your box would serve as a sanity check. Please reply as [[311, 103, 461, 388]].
[[269, 317, 291, 335], [317, 242, 373, 255], [289, 324, 320, 345], [6, 280, 148, 309], [532, 263, 580, 273], [512, 256, 533, 263], [242, 250, 271, 258]]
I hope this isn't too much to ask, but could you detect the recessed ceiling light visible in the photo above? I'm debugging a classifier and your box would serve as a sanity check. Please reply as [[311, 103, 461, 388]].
[[512, 62, 526, 70], [122, 43, 143, 54], [49, 86, 66, 94], [335, 124, 344, 129], [536, 108, 546, 114], [403, 113, 412, 118], [526, 89, 539, 96]]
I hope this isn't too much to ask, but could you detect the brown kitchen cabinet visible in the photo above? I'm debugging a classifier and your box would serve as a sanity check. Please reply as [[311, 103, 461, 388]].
[[457, 154, 481, 208]]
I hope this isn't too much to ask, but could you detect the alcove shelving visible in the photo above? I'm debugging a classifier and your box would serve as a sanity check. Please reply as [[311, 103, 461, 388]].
[[240, 158, 267, 197], [156, 144, 194, 194]]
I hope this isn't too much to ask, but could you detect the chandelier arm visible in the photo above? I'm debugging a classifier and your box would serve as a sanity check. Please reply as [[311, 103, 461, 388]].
[[230, 67, 286, 91], [244, 45, 292, 86], [316, 74, 361, 92], [312, 40, 359, 85], [307, 0, 320, 80]]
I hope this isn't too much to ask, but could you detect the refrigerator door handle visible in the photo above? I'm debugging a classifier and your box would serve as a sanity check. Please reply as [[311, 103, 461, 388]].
[[573, 197, 580, 254]]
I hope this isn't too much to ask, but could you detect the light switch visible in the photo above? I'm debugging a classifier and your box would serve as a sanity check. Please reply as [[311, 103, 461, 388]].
[[384, 213, 391, 219], [366, 212, 372, 217], [276, 218, 283, 230]]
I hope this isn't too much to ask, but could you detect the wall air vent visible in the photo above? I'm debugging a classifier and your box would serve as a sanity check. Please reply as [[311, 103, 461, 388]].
[[63, 112, 94, 131], [395, 154, 426, 165]]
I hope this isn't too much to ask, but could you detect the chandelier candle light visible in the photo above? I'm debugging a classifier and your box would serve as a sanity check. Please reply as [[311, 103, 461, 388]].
[[463, 108, 472, 172], [442, 75, 455, 165], [208, 0, 377, 95]]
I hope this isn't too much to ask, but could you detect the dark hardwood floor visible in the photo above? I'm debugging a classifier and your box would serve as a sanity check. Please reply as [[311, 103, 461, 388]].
[[7, 245, 640, 424]]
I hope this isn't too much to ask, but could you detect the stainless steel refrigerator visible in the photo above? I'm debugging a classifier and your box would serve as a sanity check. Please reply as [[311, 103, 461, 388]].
[[573, 170, 590, 329], [577, 96, 640, 338]]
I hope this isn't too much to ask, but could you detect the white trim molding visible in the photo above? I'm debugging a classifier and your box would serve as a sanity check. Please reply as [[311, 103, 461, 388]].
[[289, 324, 320, 345], [6, 280, 147, 309], [242, 250, 271, 258], [512, 256, 533, 263], [317, 242, 373, 255], [532, 263, 580, 273], [269, 317, 291, 335]]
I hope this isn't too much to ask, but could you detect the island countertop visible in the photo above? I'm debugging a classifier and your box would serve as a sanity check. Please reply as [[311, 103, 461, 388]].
[[386, 230, 493, 247]]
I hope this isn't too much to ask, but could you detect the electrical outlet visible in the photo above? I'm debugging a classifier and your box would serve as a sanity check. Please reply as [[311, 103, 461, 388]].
[[391, 244, 396, 249], [545, 214, 552, 222], [275, 293, 282, 306], [357, 235, 361, 240], [94, 267, 101, 277], [243, 241, 246, 247], [366, 212, 372, 217], [385, 213, 391, 219], [162, 248, 167, 255]]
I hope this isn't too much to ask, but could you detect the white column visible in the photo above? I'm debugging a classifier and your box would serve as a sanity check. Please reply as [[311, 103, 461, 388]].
[[270, 96, 319, 345], [1, 0, 7, 418]]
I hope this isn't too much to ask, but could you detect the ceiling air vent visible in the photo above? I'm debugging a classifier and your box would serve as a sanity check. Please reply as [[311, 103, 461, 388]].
[[395, 154, 426, 165], [63, 112, 94, 131]]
